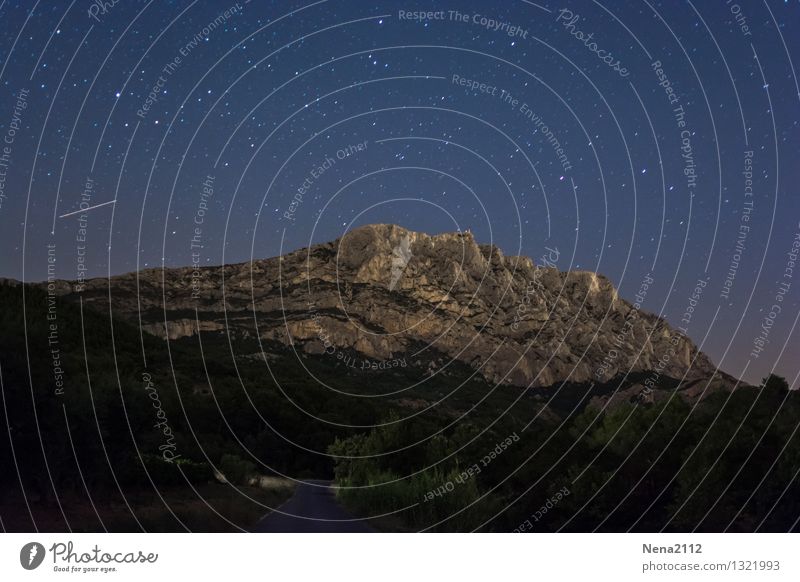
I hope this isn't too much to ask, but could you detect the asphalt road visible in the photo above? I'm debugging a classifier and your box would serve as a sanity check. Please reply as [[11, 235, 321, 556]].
[[253, 480, 374, 532]]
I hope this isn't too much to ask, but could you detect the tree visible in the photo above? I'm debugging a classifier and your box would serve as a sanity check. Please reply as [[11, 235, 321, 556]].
[[761, 374, 789, 392]]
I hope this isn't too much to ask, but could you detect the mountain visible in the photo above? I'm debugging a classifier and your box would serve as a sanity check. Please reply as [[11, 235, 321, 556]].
[[45, 224, 728, 396], [6, 226, 797, 534]]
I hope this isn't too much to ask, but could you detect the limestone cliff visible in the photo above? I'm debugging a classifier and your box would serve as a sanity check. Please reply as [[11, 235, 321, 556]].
[[49, 224, 721, 389]]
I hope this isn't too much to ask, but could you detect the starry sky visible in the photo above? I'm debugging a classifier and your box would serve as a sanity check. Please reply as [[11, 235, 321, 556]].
[[0, 0, 798, 385]]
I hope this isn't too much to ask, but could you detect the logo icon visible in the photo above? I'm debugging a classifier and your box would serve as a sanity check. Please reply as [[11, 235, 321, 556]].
[[20, 542, 46, 570]]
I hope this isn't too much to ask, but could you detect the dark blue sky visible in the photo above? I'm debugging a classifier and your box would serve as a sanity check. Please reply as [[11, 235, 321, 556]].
[[0, 0, 798, 384]]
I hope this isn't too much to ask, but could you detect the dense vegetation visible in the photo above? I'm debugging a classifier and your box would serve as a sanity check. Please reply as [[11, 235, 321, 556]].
[[1, 283, 798, 531], [331, 382, 800, 531]]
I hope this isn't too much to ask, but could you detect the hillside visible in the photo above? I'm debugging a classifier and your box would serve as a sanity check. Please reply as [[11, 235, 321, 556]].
[[44, 224, 728, 398]]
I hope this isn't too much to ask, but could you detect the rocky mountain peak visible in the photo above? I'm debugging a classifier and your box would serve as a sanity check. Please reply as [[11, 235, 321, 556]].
[[52, 224, 722, 391], [331, 224, 481, 287]]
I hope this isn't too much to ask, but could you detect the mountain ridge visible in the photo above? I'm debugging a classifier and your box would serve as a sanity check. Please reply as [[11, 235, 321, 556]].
[[35, 223, 731, 394]]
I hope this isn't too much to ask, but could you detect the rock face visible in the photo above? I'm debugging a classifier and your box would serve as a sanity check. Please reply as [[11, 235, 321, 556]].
[[53, 224, 719, 389]]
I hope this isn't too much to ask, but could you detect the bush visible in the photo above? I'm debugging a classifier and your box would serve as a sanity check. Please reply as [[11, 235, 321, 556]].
[[219, 454, 257, 485]]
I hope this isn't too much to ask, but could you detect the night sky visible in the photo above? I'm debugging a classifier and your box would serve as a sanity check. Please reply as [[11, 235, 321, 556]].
[[0, 0, 798, 385]]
